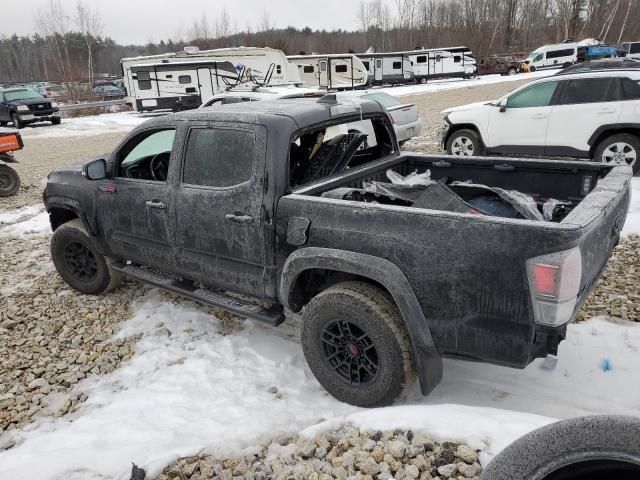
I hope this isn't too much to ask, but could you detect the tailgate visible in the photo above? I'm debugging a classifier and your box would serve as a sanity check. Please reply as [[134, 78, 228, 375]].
[[563, 165, 631, 306]]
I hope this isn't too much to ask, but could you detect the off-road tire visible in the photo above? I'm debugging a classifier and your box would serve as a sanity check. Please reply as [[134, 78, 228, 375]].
[[51, 116, 61, 125], [11, 114, 23, 129], [0, 164, 20, 197], [481, 416, 640, 480], [446, 128, 483, 156], [301, 281, 415, 407], [51, 219, 123, 295], [593, 133, 640, 175]]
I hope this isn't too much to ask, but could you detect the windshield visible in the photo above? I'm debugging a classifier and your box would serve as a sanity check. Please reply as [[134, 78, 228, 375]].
[[4, 89, 43, 101], [526, 49, 543, 59]]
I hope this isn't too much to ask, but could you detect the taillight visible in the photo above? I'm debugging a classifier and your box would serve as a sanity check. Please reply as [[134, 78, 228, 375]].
[[527, 247, 582, 326]]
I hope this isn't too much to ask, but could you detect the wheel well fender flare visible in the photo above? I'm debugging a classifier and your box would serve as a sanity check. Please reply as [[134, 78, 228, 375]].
[[280, 247, 443, 395], [45, 196, 95, 235], [588, 123, 640, 154]]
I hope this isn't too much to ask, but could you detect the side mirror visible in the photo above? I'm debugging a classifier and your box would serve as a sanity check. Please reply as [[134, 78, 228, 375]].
[[83, 158, 107, 180], [499, 98, 508, 113]]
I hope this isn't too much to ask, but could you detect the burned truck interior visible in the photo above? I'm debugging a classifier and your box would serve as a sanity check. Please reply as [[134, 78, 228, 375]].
[[299, 155, 613, 223]]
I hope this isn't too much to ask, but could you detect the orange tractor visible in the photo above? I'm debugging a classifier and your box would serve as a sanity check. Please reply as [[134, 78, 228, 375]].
[[0, 129, 22, 197]]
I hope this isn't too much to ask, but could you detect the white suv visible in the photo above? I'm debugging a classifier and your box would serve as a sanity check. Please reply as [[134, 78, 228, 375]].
[[442, 70, 640, 174]]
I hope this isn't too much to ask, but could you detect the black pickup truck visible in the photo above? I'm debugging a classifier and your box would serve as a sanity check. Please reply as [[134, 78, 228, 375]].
[[44, 97, 632, 407]]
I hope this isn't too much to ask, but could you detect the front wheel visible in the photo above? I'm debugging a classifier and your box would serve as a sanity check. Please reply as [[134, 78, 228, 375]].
[[51, 219, 123, 294], [594, 133, 639, 175], [419, 77, 427, 85], [11, 114, 23, 129], [446, 129, 483, 156], [0, 164, 20, 197], [301, 281, 415, 407], [51, 116, 61, 125]]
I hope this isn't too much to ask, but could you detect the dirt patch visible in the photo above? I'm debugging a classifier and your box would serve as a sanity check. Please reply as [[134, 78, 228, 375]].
[[1, 132, 126, 210]]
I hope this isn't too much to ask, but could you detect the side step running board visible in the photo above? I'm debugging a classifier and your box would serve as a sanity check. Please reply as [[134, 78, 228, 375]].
[[112, 263, 285, 326]]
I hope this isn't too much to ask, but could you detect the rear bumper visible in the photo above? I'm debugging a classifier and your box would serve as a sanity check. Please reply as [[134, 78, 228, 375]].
[[395, 118, 423, 143]]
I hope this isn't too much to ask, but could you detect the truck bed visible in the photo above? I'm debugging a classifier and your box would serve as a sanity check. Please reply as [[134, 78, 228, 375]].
[[280, 154, 631, 367]]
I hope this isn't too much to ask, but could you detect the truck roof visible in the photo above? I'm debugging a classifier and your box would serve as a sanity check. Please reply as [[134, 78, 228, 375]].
[[151, 96, 386, 129]]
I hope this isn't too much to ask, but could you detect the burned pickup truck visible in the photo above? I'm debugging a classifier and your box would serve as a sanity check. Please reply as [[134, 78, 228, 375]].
[[44, 96, 631, 407]]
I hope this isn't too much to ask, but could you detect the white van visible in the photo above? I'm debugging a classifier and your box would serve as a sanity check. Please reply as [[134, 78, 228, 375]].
[[523, 43, 578, 71], [623, 41, 640, 60]]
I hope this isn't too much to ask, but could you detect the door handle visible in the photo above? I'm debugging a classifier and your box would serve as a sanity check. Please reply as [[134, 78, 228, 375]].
[[597, 109, 616, 114], [531, 114, 548, 119], [225, 213, 254, 224], [145, 200, 167, 210]]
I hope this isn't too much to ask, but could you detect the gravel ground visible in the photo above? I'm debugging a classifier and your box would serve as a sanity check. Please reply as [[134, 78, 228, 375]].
[[0, 77, 637, 467], [154, 425, 482, 480], [1, 132, 126, 210]]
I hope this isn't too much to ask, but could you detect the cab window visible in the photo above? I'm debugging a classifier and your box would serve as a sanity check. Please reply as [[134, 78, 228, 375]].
[[507, 81, 559, 108], [117, 129, 175, 181]]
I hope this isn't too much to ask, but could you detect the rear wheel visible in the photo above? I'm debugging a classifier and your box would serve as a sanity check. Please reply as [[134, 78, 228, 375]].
[[419, 77, 427, 84], [0, 164, 20, 197], [301, 281, 414, 407], [594, 133, 640, 175], [11, 114, 23, 129], [507, 67, 517, 76], [51, 219, 123, 294], [446, 129, 483, 156]]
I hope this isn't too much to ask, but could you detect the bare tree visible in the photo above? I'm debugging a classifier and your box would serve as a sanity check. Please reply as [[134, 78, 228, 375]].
[[75, 1, 102, 84], [34, 0, 72, 80]]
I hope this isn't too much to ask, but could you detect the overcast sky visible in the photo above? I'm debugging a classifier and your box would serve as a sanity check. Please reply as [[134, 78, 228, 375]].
[[2, 0, 373, 44]]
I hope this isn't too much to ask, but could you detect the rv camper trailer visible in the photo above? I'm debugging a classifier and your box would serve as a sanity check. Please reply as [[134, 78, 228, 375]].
[[405, 49, 477, 83], [356, 53, 414, 85], [121, 47, 297, 111], [287, 54, 368, 90], [124, 60, 238, 112]]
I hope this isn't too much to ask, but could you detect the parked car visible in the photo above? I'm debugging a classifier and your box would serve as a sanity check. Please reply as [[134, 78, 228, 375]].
[[556, 58, 640, 75], [477, 56, 520, 76], [92, 85, 125, 97], [623, 41, 640, 60], [0, 88, 60, 128], [38, 84, 67, 99], [44, 96, 630, 407], [344, 91, 423, 146], [442, 70, 640, 174]]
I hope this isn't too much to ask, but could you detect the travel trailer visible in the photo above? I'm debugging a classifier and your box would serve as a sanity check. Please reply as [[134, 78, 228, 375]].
[[522, 39, 600, 71], [405, 49, 477, 83], [125, 60, 239, 112], [121, 47, 298, 111], [287, 54, 368, 90], [623, 41, 640, 60], [356, 53, 414, 85]]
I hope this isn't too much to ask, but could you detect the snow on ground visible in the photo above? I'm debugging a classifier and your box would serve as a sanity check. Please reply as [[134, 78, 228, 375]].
[[0, 205, 49, 235], [363, 69, 559, 98], [18, 112, 149, 139], [623, 177, 640, 235], [1, 289, 640, 479]]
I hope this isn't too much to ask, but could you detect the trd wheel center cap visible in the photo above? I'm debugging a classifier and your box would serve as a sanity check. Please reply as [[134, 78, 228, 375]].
[[347, 343, 360, 356]]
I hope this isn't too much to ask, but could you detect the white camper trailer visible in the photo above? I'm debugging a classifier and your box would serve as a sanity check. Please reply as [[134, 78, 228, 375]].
[[125, 60, 239, 112], [287, 54, 368, 90], [121, 47, 298, 111], [405, 49, 477, 83], [356, 53, 414, 85]]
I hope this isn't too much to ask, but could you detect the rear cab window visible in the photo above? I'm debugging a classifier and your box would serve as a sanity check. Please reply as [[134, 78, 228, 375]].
[[289, 115, 395, 188]]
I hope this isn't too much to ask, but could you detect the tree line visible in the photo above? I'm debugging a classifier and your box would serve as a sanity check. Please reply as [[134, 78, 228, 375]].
[[1, 0, 639, 84]]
